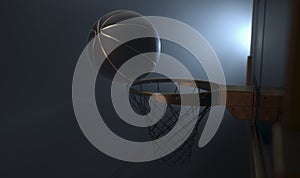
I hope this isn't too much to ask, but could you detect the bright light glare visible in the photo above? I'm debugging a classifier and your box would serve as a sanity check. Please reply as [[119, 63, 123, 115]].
[[238, 24, 252, 53]]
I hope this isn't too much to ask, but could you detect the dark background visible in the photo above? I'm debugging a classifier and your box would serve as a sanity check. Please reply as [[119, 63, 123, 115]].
[[1, 0, 254, 177]]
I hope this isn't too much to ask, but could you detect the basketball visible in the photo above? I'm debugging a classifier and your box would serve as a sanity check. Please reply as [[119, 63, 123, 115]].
[[87, 10, 161, 82]]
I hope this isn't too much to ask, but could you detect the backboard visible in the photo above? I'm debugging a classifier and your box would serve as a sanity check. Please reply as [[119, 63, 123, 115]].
[[249, 0, 295, 177], [250, 0, 290, 120]]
